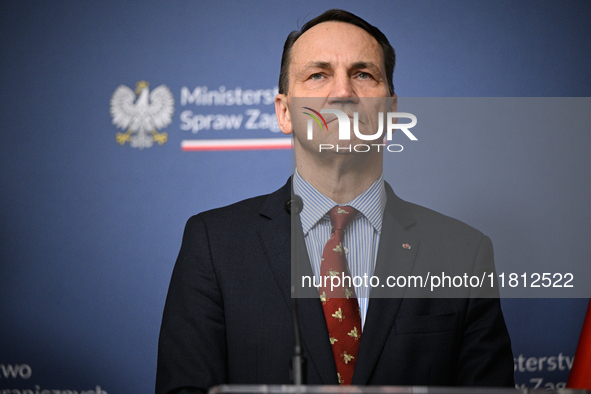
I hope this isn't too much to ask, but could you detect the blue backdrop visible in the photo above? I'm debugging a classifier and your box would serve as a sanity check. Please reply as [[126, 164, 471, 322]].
[[1, 1, 590, 392]]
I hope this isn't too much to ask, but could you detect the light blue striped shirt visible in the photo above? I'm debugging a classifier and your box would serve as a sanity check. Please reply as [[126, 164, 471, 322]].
[[293, 171, 387, 328]]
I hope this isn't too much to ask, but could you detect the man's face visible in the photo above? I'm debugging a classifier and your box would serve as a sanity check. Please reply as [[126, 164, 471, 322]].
[[288, 21, 390, 99], [276, 21, 394, 148]]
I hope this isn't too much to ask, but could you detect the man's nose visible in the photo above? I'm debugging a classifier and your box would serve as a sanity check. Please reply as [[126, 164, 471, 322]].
[[327, 72, 359, 107], [329, 72, 355, 98]]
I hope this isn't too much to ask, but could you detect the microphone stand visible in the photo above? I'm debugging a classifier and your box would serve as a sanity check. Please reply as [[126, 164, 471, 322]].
[[286, 196, 306, 385]]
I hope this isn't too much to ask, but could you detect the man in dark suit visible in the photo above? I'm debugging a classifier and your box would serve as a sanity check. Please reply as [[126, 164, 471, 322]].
[[156, 9, 514, 394]]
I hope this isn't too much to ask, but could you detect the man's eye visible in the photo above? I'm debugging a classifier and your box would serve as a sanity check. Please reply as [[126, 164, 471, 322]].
[[358, 72, 373, 80], [309, 73, 323, 80]]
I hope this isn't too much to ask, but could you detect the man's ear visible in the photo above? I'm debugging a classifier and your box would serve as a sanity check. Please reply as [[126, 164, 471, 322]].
[[275, 94, 292, 135]]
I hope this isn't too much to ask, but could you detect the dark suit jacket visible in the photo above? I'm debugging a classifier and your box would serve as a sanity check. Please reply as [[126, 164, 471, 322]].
[[156, 179, 514, 393]]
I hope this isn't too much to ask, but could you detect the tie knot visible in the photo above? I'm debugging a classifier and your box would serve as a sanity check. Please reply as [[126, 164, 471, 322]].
[[329, 206, 358, 232]]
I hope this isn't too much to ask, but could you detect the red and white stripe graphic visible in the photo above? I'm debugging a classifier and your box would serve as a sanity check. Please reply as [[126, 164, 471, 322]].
[[181, 138, 292, 151]]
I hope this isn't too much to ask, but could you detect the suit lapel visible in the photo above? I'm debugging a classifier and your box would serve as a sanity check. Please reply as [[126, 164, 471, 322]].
[[257, 180, 339, 384], [352, 184, 420, 385]]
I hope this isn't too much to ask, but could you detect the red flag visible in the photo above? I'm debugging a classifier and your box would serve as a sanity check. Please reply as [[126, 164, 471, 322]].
[[568, 299, 591, 389]]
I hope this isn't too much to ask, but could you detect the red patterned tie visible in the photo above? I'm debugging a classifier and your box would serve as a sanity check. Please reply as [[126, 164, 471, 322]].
[[319, 206, 361, 385]]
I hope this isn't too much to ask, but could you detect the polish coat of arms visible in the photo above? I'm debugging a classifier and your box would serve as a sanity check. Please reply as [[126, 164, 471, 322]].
[[110, 80, 174, 149]]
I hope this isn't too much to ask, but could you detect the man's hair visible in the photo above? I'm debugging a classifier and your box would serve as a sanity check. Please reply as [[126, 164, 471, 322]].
[[278, 9, 396, 95]]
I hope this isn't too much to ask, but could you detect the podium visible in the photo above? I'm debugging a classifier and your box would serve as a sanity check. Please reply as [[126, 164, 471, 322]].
[[210, 386, 590, 394]]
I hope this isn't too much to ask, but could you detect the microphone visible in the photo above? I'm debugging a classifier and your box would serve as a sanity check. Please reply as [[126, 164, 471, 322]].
[[285, 195, 303, 215], [285, 195, 306, 385]]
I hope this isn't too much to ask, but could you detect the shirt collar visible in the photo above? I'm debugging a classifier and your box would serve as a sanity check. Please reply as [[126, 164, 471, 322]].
[[293, 170, 386, 236]]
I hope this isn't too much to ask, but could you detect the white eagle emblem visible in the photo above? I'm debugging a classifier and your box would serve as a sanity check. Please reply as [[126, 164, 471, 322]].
[[110, 80, 174, 149]]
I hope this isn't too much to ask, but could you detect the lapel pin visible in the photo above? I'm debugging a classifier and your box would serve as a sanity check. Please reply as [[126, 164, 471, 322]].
[[402, 243, 411, 250]]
